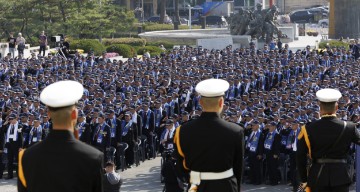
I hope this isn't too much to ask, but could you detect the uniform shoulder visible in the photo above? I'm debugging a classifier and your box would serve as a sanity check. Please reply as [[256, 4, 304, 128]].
[[180, 119, 196, 129], [23, 142, 43, 158], [345, 121, 358, 129], [24, 140, 103, 164], [304, 119, 320, 129], [225, 121, 244, 133], [74, 140, 103, 157]]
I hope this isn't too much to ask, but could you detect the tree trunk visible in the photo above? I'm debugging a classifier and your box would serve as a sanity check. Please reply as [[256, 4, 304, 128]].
[[175, 0, 180, 21], [174, 0, 180, 29], [159, 0, 166, 24]]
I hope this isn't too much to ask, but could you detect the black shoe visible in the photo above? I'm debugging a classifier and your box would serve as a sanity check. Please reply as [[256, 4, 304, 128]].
[[5, 176, 13, 180]]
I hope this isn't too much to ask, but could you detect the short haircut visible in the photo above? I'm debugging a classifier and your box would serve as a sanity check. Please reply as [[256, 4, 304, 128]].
[[320, 102, 336, 113], [200, 96, 222, 109], [48, 105, 74, 125], [105, 161, 115, 167]]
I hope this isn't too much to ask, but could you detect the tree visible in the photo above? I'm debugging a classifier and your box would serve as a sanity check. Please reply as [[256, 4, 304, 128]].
[[159, 0, 166, 24], [0, 0, 136, 44], [68, 2, 136, 41]]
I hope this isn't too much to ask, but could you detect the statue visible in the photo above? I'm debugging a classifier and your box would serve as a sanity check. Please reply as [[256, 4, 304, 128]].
[[263, 5, 280, 43], [228, 4, 281, 43], [246, 3, 265, 38], [229, 8, 251, 35]]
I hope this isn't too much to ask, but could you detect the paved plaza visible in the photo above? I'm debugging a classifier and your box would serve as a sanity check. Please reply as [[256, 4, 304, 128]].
[[0, 157, 355, 192]]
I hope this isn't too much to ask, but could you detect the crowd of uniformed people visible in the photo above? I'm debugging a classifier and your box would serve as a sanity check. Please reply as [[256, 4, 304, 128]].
[[0, 39, 359, 191]]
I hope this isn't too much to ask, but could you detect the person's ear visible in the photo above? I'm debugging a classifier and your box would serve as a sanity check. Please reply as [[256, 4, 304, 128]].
[[71, 109, 77, 120], [335, 102, 339, 111], [218, 97, 223, 108]]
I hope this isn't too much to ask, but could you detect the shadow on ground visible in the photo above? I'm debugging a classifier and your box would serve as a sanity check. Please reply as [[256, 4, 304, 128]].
[[121, 166, 163, 192]]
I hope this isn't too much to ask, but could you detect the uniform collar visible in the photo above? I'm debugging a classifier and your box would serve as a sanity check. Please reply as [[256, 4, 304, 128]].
[[46, 130, 76, 141], [200, 112, 220, 118]]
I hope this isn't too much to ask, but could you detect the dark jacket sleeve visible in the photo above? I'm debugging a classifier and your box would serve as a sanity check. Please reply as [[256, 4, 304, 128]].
[[1, 125, 7, 147], [84, 124, 92, 144], [17, 178, 28, 192], [90, 123, 98, 143], [116, 120, 122, 144], [105, 125, 111, 148], [351, 123, 360, 145], [93, 153, 104, 192], [150, 111, 155, 132], [296, 135, 308, 183], [272, 134, 281, 156], [174, 129, 190, 183], [132, 124, 137, 142], [17, 125, 24, 148], [137, 115, 143, 137], [257, 133, 265, 156], [233, 127, 244, 192], [0, 126, 5, 150], [41, 128, 46, 141]]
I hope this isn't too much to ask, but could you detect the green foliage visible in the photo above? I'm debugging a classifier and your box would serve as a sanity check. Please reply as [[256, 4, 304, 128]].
[[137, 46, 164, 57], [0, 0, 136, 45], [319, 40, 349, 49], [106, 44, 136, 58], [69, 3, 136, 40], [132, 46, 143, 56], [142, 23, 201, 31], [102, 38, 146, 47], [70, 39, 106, 55]]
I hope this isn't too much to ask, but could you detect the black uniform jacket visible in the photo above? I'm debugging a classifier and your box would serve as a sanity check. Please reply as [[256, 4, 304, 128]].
[[297, 117, 360, 187], [264, 131, 281, 156], [18, 130, 104, 192], [121, 120, 137, 144], [78, 122, 92, 144], [175, 112, 244, 192]]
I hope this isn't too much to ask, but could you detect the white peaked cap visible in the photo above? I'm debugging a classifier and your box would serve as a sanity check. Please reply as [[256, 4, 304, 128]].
[[195, 79, 229, 97], [40, 81, 84, 108], [316, 88, 342, 102]]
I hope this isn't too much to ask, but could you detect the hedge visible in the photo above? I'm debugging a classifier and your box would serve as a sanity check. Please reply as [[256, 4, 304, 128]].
[[319, 40, 349, 49], [70, 39, 106, 55], [137, 46, 164, 57], [102, 38, 146, 47], [106, 44, 136, 58]]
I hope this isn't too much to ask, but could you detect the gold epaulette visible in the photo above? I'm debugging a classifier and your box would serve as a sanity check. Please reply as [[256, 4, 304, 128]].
[[18, 149, 27, 187], [298, 125, 312, 159], [174, 125, 189, 170]]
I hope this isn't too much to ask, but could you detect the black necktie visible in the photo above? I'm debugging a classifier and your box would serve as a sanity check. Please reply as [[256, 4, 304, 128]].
[[10, 125, 14, 134], [94, 125, 101, 141], [167, 130, 171, 140], [292, 131, 296, 143]]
